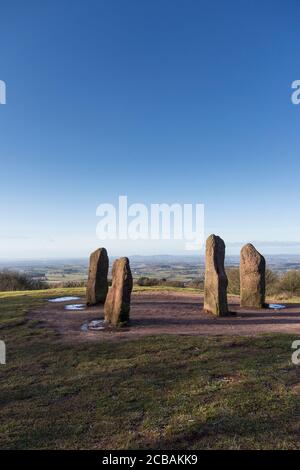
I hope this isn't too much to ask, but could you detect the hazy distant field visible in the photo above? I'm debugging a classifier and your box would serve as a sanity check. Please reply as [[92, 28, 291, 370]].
[[1, 254, 300, 285]]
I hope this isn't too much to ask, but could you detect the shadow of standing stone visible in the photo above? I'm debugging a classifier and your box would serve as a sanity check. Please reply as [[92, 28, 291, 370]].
[[104, 257, 133, 326], [86, 248, 109, 306], [204, 234, 229, 316], [240, 243, 265, 308]]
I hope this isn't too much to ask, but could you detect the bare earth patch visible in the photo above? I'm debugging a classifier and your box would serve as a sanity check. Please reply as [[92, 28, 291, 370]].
[[30, 290, 300, 343]]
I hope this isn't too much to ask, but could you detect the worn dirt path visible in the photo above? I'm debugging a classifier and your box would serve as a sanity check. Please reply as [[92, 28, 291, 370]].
[[30, 291, 300, 343]]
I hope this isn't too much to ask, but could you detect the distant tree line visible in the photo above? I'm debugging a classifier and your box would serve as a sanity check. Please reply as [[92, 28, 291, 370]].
[[0, 270, 89, 291], [226, 267, 300, 298], [135, 277, 186, 288], [2, 268, 300, 298], [135, 276, 204, 289], [136, 270, 300, 298], [0, 270, 45, 291]]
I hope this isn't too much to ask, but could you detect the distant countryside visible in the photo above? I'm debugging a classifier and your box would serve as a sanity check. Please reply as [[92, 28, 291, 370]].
[[2, 255, 300, 299]]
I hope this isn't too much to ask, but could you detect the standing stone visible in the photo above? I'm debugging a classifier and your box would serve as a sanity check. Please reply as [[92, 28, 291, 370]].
[[204, 234, 229, 316], [240, 243, 265, 308], [86, 248, 109, 306], [104, 257, 133, 326]]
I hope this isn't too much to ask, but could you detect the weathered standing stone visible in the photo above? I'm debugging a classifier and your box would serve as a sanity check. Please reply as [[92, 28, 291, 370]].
[[86, 248, 109, 306], [204, 234, 229, 316], [104, 257, 133, 326], [240, 243, 265, 308]]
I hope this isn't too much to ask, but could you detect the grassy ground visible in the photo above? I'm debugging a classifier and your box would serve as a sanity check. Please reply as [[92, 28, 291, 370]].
[[1, 288, 300, 449]]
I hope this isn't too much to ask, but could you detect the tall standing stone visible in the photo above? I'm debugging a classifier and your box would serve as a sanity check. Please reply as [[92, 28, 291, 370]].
[[240, 243, 265, 308], [204, 234, 229, 316], [104, 257, 133, 326], [86, 248, 109, 306]]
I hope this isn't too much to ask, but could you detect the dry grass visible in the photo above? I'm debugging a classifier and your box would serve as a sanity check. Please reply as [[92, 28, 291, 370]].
[[0, 288, 300, 449]]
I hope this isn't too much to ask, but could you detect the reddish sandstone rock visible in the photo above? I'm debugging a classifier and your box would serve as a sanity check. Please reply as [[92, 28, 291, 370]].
[[240, 243, 265, 308], [204, 234, 229, 316], [86, 248, 109, 306], [104, 257, 133, 326]]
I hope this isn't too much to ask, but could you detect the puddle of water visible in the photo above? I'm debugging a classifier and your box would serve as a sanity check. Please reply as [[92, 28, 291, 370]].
[[81, 320, 105, 331], [81, 322, 89, 332], [48, 296, 80, 303], [89, 320, 105, 330], [269, 304, 286, 310], [65, 304, 85, 311]]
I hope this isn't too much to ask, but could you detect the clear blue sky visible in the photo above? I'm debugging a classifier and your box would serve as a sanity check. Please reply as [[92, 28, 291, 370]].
[[0, 0, 300, 258]]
